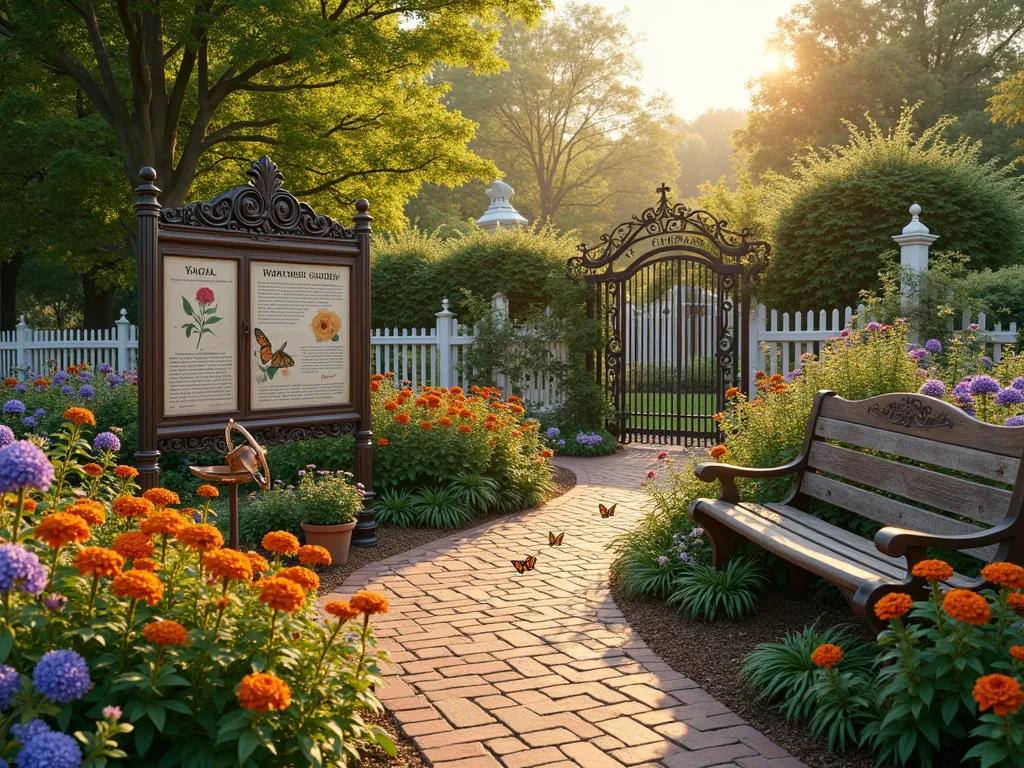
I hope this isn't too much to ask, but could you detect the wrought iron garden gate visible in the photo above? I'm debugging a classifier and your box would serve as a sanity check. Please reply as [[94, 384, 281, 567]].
[[568, 185, 770, 446]]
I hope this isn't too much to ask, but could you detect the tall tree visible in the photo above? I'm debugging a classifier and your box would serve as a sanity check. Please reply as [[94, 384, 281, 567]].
[[739, 0, 1024, 175], [673, 108, 746, 198], [443, 3, 677, 236]]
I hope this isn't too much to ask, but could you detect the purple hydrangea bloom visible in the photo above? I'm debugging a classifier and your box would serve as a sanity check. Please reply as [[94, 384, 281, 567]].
[[557, 439, 565, 447], [0, 425, 13, 447], [33, 650, 91, 703], [33, 408, 45, 418], [2, 400, 25, 415], [925, 339, 943, 354], [13, 384, 26, 394], [93, 432, 120, 452], [0, 441, 54, 494], [575, 432, 604, 446], [997, 388, 1024, 406], [1006, 416, 1024, 427], [20, 417, 36, 429], [98, 364, 112, 374], [0, 664, 20, 709], [11, 719, 50, 742], [0, 545, 47, 596], [970, 375, 1001, 396], [679, 552, 691, 564], [52, 372, 69, 385], [546, 427, 560, 439], [106, 374, 124, 387], [865, 321, 882, 331], [16, 730, 82, 768], [920, 379, 945, 398], [657, 555, 669, 567], [78, 385, 95, 399], [59, 385, 75, 397]]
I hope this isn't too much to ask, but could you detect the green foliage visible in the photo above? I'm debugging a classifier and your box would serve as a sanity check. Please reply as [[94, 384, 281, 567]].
[[412, 484, 473, 529], [375, 489, 418, 527], [760, 106, 1024, 313], [666, 559, 768, 621], [625, 360, 716, 394], [449, 472, 500, 513], [956, 265, 1024, 326], [370, 230, 450, 330], [240, 488, 303, 545], [542, 425, 618, 458], [741, 621, 877, 722], [295, 471, 363, 526], [672, 108, 747, 199]]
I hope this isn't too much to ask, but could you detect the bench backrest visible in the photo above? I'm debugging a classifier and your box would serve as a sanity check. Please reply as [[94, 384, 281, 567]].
[[796, 392, 1024, 560]]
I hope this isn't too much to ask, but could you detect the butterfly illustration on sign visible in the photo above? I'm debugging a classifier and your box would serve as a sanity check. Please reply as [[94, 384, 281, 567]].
[[254, 328, 296, 383], [511, 555, 537, 575], [180, 287, 220, 350]]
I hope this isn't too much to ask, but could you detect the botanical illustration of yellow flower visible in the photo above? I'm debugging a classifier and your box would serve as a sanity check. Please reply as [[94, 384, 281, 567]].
[[310, 309, 342, 342]]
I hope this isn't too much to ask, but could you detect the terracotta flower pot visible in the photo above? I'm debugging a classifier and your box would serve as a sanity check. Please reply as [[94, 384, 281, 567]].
[[300, 520, 357, 565]]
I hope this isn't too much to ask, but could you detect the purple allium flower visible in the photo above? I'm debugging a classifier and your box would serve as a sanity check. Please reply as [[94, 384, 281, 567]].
[[0, 664, 20, 709], [78, 385, 95, 399], [679, 552, 691, 564], [59, 385, 75, 397], [192, 510, 202, 523], [924, 339, 943, 354], [908, 349, 928, 361], [558, 439, 565, 447], [1013, 377, 1024, 391], [920, 379, 945, 398], [16, 730, 82, 768], [93, 432, 120, 452], [962, 405, 977, 417], [52, 372, 69, 385], [657, 555, 669, 567], [42, 593, 66, 612], [98, 364, 112, 374], [997, 388, 1024, 406], [785, 368, 802, 381], [0, 440, 55, 494], [2, 400, 25, 415], [1007, 416, 1024, 427], [33, 408, 45, 418], [102, 705, 122, 721], [106, 374, 124, 387], [575, 432, 604, 446], [865, 321, 882, 331], [20, 416, 36, 429], [33, 649, 91, 703], [13, 384, 26, 394], [982, 356, 994, 370], [0, 425, 13, 448], [11, 719, 50, 742], [546, 427, 561, 439], [970, 375, 1001, 396], [907, 343, 919, 351], [917, 368, 928, 377], [78, 371, 91, 382]]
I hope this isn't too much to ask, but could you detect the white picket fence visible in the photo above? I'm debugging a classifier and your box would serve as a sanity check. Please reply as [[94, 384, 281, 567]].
[[0, 309, 138, 377]]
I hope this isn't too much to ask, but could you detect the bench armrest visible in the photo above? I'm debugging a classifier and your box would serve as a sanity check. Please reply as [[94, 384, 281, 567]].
[[875, 520, 1017, 558], [694, 459, 802, 503]]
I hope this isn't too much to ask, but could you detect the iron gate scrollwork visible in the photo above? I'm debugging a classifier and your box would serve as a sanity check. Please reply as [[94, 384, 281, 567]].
[[568, 185, 770, 446]]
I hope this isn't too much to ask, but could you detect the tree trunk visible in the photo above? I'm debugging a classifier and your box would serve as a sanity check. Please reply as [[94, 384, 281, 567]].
[[0, 252, 25, 331], [81, 274, 117, 329]]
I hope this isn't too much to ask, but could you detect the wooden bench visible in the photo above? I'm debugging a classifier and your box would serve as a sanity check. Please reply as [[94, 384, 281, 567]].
[[688, 390, 1024, 629]]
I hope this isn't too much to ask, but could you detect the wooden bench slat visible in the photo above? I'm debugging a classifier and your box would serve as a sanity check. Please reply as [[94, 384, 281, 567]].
[[820, 393, 1024, 459], [799, 473, 996, 561], [808, 441, 1012, 525], [815, 417, 1019, 485]]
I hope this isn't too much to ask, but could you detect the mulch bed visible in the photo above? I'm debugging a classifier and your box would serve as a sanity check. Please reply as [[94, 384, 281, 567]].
[[612, 584, 885, 768]]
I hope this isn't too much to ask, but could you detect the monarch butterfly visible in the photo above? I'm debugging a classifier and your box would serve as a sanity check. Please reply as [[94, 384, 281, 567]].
[[254, 329, 295, 369], [511, 555, 537, 574], [599, 503, 616, 518], [548, 532, 564, 547]]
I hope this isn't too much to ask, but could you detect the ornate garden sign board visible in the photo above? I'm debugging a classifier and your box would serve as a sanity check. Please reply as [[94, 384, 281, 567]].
[[134, 157, 377, 545], [568, 184, 770, 447]]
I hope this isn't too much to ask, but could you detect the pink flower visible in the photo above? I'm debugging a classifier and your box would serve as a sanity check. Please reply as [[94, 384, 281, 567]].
[[657, 452, 667, 460], [646, 470, 657, 479], [102, 705, 122, 721], [196, 287, 215, 304]]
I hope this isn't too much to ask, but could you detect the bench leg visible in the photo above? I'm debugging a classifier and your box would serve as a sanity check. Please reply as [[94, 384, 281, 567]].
[[701, 517, 733, 568], [787, 563, 809, 598]]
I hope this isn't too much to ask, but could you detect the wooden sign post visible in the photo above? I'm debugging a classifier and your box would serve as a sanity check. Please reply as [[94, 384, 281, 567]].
[[134, 157, 377, 546]]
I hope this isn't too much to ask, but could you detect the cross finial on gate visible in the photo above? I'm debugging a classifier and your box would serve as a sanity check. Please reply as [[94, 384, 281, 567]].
[[656, 183, 671, 207]]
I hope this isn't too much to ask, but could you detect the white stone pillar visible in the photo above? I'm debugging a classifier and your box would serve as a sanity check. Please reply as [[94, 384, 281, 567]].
[[891, 203, 939, 317], [115, 308, 132, 373], [15, 315, 29, 372], [435, 298, 455, 389]]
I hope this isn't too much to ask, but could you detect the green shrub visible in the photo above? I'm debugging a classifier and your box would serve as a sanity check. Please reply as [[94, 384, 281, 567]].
[[957, 264, 1024, 326], [239, 488, 302, 544], [666, 558, 768, 621], [413, 484, 473, 528], [376, 488, 417, 527], [450, 472, 500, 513], [296, 470, 363, 525], [543, 425, 618, 457]]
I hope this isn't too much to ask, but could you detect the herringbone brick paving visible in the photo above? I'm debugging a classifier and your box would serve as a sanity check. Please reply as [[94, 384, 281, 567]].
[[330, 448, 808, 768]]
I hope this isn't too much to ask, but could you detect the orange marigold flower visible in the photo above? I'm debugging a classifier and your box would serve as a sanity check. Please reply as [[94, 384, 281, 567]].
[[395, 412, 411, 425], [236, 672, 292, 713], [22, 500, 37, 513], [383, 401, 398, 412], [709, 445, 727, 459], [32, 378, 49, 388], [510, 405, 525, 416], [377, 437, 389, 446], [131, 558, 160, 572], [770, 383, 788, 393], [350, 590, 389, 615], [112, 495, 155, 520], [177, 523, 223, 553], [112, 570, 164, 606], [488, 440, 495, 447], [278, 566, 319, 592], [73, 547, 124, 578], [205, 549, 254, 582], [66, 366, 78, 375], [112, 532, 156, 560], [943, 589, 991, 626], [114, 465, 139, 479], [246, 551, 270, 574], [34, 512, 90, 548], [438, 417, 452, 427], [420, 421, 432, 431], [459, 425, 472, 434], [142, 620, 189, 646], [540, 449, 554, 459], [140, 510, 188, 537], [196, 484, 219, 499], [449, 386, 463, 395], [259, 576, 306, 613], [369, 381, 380, 392], [461, 410, 476, 420], [725, 387, 740, 399], [2, 378, 17, 387], [142, 487, 180, 509], [324, 600, 360, 621], [1011, 646, 1024, 661], [262, 530, 300, 556], [810, 644, 843, 669], [769, 373, 785, 383], [67, 500, 106, 526], [874, 593, 913, 621], [298, 545, 332, 567], [62, 407, 95, 426], [511, 431, 522, 438], [371, 373, 385, 381], [982, 562, 1024, 590], [1009, 593, 1024, 616], [912, 559, 954, 582], [81, 463, 104, 477], [974, 674, 1024, 716]]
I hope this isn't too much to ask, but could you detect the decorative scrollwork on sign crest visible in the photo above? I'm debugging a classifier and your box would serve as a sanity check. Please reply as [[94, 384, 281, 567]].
[[160, 156, 356, 240], [867, 396, 954, 430], [158, 420, 357, 454]]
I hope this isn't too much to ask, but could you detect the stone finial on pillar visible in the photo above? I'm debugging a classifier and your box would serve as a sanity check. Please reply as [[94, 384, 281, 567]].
[[476, 180, 529, 233]]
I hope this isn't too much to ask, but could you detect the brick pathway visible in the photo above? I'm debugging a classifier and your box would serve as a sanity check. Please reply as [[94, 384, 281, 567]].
[[331, 448, 807, 768]]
